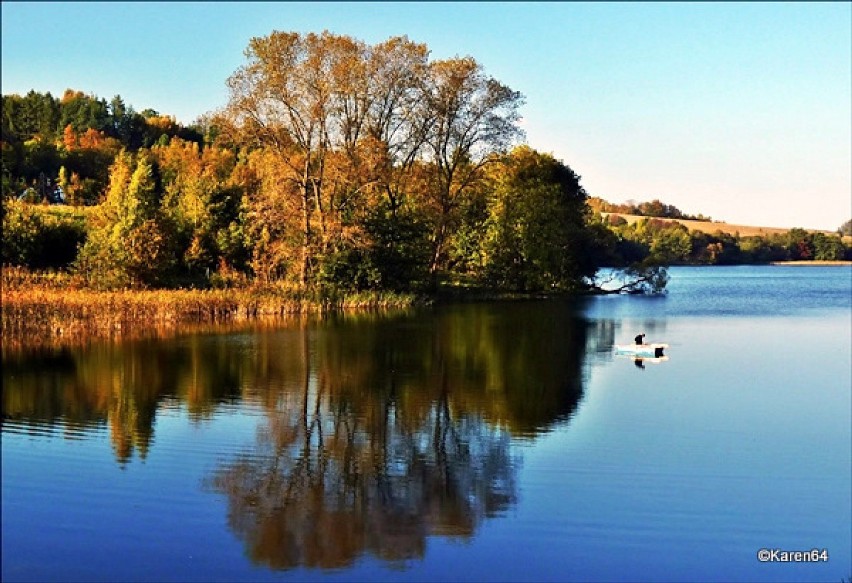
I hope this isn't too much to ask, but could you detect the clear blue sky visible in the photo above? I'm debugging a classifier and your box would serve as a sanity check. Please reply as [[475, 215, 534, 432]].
[[2, 2, 850, 230]]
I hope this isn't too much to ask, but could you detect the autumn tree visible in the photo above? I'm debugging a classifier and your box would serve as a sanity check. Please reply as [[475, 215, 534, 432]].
[[316, 36, 433, 291], [359, 36, 431, 215], [61, 125, 122, 206], [62, 124, 78, 150], [419, 57, 524, 278], [224, 31, 339, 287], [223, 31, 523, 292], [154, 137, 246, 279], [2, 89, 204, 203], [76, 150, 177, 287]]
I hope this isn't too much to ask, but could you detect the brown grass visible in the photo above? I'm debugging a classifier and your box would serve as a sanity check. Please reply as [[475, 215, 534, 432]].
[[1, 267, 418, 351]]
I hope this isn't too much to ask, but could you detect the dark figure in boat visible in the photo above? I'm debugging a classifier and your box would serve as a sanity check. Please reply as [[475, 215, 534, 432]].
[[634, 333, 645, 345]]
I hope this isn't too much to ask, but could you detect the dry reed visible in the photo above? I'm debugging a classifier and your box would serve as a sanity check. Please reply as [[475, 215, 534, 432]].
[[1, 266, 419, 351]]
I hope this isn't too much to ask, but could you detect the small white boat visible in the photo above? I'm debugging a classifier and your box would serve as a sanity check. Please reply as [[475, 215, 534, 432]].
[[614, 343, 669, 358]]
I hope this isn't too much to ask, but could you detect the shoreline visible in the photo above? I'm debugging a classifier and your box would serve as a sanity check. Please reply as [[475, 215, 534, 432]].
[[1, 286, 422, 352], [769, 260, 852, 266], [3, 261, 849, 351]]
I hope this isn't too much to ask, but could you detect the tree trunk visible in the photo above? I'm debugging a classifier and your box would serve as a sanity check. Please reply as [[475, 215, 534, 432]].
[[300, 159, 312, 288]]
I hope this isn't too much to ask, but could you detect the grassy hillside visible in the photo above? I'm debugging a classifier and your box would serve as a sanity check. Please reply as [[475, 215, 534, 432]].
[[599, 212, 843, 239]]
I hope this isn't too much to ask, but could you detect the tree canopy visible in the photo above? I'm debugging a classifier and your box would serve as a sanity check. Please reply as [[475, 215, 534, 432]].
[[5, 31, 846, 296]]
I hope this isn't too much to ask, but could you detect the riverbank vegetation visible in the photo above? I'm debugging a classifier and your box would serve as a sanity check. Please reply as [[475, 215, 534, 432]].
[[4, 33, 613, 296], [1, 266, 417, 350]]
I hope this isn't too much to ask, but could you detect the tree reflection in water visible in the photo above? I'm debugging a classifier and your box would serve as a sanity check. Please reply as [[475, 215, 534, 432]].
[[206, 301, 590, 569], [209, 388, 516, 568], [2, 301, 592, 568], [2, 335, 245, 466]]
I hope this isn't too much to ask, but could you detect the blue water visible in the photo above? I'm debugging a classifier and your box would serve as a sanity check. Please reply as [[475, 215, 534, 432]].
[[2, 265, 850, 582], [588, 265, 852, 318]]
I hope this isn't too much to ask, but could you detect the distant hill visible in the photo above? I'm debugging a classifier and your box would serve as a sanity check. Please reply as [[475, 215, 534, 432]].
[[599, 212, 842, 239]]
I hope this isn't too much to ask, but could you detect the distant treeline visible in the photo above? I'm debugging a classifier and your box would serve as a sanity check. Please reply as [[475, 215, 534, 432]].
[[595, 215, 851, 264], [588, 196, 711, 221], [2, 89, 206, 205]]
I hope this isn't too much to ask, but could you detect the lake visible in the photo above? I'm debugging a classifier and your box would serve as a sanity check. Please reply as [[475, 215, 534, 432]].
[[2, 265, 850, 582]]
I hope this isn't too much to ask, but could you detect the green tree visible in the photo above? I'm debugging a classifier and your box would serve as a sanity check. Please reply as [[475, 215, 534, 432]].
[[785, 228, 814, 260], [107, 95, 146, 149], [1, 201, 87, 268], [811, 233, 846, 261], [2, 91, 60, 141], [648, 227, 692, 264], [481, 147, 594, 292], [738, 235, 780, 263], [155, 138, 246, 279], [59, 89, 110, 134], [1, 200, 44, 265], [21, 139, 62, 186]]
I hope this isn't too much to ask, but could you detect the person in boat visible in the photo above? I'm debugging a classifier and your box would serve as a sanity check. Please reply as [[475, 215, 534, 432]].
[[634, 333, 645, 345]]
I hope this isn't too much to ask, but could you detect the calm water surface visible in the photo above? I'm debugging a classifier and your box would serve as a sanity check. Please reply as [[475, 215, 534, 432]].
[[2, 266, 850, 582]]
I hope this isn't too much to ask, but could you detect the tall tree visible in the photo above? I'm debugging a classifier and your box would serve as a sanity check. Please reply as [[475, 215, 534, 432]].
[[225, 31, 339, 286], [222, 32, 524, 291], [347, 36, 431, 216], [420, 57, 524, 276], [225, 32, 434, 289]]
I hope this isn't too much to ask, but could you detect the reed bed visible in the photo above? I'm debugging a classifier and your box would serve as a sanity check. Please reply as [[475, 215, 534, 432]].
[[1, 267, 419, 350]]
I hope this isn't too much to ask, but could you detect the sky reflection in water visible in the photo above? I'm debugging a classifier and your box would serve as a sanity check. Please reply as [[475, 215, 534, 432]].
[[2, 266, 850, 582]]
